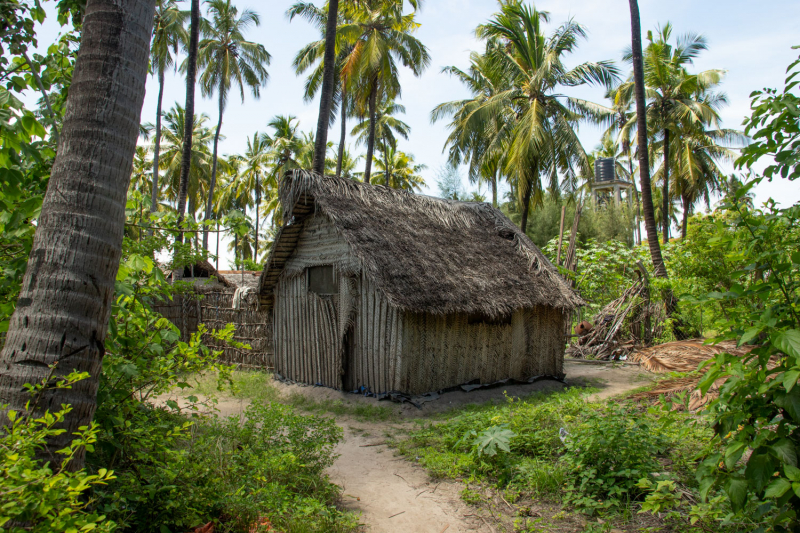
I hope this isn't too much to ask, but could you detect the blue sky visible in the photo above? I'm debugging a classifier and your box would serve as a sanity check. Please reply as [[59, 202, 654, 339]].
[[24, 0, 800, 268]]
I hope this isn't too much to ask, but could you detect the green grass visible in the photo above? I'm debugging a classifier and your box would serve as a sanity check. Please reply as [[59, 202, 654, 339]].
[[285, 392, 398, 422]]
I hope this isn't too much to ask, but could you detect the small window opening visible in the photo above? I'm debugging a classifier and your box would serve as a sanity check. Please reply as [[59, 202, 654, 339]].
[[308, 265, 337, 295], [468, 312, 512, 326]]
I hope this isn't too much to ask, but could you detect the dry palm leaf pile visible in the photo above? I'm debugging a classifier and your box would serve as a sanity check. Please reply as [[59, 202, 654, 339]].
[[628, 340, 757, 411]]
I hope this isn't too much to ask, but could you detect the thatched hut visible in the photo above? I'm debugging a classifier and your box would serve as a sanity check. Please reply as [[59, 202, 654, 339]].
[[257, 171, 583, 395]]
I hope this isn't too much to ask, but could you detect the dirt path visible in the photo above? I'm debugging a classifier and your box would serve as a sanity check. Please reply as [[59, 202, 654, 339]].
[[167, 361, 653, 532]]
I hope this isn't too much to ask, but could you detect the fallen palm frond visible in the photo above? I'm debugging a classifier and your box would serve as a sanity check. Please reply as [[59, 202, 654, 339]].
[[630, 340, 753, 373]]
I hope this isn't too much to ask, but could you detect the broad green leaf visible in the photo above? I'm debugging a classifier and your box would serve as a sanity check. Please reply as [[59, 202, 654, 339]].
[[724, 476, 749, 512], [739, 326, 763, 347], [773, 330, 800, 360], [746, 452, 777, 492], [765, 478, 791, 498], [772, 439, 798, 467], [784, 370, 800, 393], [785, 464, 800, 482]]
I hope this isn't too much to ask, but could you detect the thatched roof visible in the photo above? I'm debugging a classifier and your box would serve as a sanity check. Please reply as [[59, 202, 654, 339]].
[[218, 271, 261, 290], [165, 259, 233, 290], [258, 171, 583, 317]]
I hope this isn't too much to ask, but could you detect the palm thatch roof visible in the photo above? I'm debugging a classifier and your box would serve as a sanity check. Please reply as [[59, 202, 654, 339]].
[[258, 171, 583, 317]]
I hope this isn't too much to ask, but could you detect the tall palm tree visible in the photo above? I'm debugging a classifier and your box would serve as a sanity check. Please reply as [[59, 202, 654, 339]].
[[372, 145, 426, 191], [433, 42, 510, 208], [265, 114, 304, 182], [461, 2, 618, 233], [239, 132, 273, 262], [351, 98, 410, 156], [176, 0, 200, 249], [337, 143, 363, 180], [621, 23, 724, 243], [149, 0, 188, 214], [157, 105, 216, 215], [198, 0, 271, 250], [627, 0, 667, 279], [0, 0, 156, 469], [338, 0, 430, 182], [290, 1, 347, 177]]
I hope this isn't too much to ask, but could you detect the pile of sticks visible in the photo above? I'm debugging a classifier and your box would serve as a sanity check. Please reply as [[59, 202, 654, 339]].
[[566, 273, 650, 360]]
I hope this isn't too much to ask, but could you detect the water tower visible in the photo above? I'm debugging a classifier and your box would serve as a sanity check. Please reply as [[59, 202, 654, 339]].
[[591, 157, 633, 206]]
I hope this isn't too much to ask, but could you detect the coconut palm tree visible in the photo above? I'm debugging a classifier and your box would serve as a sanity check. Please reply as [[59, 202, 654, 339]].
[[351, 98, 410, 157], [0, 0, 156, 469], [620, 23, 725, 243], [149, 0, 188, 214], [176, 0, 200, 247], [461, 2, 619, 233], [433, 41, 511, 208], [337, 144, 363, 180], [239, 132, 272, 263], [265, 115, 304, 182], [338, 0, 430, 182], [130, 144, 154, 196], [627, 0, 667, 279], [371, 145, 426, 191], [197, 0, 271, 250], [157, 105, 216, 217]]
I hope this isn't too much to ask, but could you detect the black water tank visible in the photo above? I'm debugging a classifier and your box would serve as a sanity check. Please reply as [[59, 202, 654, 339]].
[[595, 158, 615, 182]]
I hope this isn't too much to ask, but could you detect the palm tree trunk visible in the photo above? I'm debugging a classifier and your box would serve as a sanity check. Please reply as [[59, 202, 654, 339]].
[[254, 173, 260, 263], [336, 86, 347, 178], [491, 167, 498, 208], [519, 177, 533, 233], [662, 127, 670, 244], [628, 0, 668, 279], [681, 193, 690, 239], [150, 67, 165, 214], [364, 80, 378, 183], [0, 0, 156, 470], [628, 156, 642, 245], [203, 89, 224, 250], [313, 0, 339, 175], [175, 0, 200, 250]]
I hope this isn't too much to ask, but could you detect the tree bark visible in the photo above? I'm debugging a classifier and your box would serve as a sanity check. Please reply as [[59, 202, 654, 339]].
[[491, 167, 498, 207], [363, 79, 378, 183], [150, 67, 165, 214], [203, 89, 224, 250], [662, 127, 670, 244], [628, 156, 642, 245], [628, 0, 668, 279], [519, 177, 533, 234], [175, 0, 199, 248], [254, 172, 260, 263], [681, 193, 690, 239], [0, 0, 156, 470], [336, 86, 347, 178], [312, 0, 339, 176]]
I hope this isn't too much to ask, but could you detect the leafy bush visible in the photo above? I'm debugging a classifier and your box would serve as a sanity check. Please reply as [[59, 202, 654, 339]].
[[1, 372, 116, 532], [560, 405, 669, 512]]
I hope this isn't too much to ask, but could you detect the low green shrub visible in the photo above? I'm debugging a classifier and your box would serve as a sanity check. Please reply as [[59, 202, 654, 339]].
[[561, 405, 669, 512]]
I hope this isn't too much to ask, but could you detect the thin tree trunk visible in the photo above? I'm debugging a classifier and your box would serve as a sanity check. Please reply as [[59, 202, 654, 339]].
[[681, 193, 690, 239], [628, 156, 641, 245], [21, 51, 60, 144], [662, 127, 670, 244], [336, 86, 347, 178], [312, 0, 339, 175], [175, 0, 200, 250], [519, 177, 533, 234], [0, 0, 156, 470], [203, 90, 224, 250], [255, 172, 260, 263], [150, 67, 165, 214], [363, 80, 378, 183], [491, 167, 498, 208], [215, 217, 220, 271], [628, 0, 668, 279]]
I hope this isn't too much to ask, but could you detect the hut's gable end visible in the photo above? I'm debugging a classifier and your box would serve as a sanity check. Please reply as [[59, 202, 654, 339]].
[[282, 214, 360, 278]]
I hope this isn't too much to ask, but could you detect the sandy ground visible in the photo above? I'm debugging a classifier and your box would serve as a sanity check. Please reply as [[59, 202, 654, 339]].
[[168, 361, 654, 532]]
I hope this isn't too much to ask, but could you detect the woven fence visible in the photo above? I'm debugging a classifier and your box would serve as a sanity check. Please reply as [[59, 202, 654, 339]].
[[153, 289, 273, 369]]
